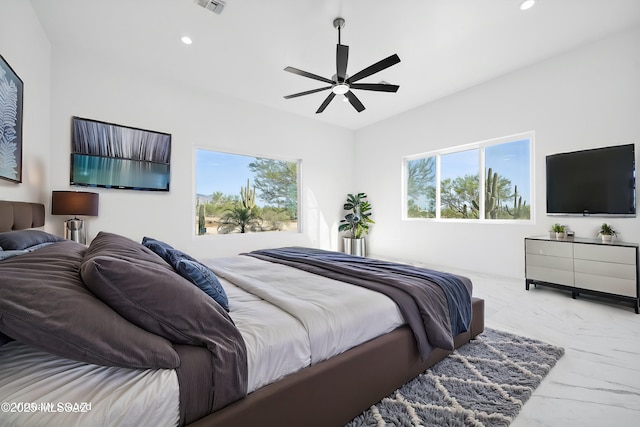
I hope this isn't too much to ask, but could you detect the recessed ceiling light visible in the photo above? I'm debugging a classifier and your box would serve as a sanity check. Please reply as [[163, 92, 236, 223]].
[[520, 0, 536, 10], [181, 36, 193, 45]]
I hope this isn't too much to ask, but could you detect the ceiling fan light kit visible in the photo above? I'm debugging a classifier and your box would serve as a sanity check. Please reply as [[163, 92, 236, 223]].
[[284, 17, 401, 114], [332, 84, 349, 95]]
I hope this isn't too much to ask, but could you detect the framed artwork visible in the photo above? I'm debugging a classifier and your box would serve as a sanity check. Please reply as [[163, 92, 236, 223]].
[[0, 54, 23, 183], [70, 116, 171, 191]]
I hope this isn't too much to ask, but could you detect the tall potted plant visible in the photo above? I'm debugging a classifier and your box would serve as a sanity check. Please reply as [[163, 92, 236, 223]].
[[338, 193, 374, 256]]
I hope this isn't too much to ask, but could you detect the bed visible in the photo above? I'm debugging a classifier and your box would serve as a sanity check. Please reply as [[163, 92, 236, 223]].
[[0, 200, 485, 427]]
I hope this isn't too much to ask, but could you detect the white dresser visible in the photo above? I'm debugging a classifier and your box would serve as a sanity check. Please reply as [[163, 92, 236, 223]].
[[525, 236, 639, 313]]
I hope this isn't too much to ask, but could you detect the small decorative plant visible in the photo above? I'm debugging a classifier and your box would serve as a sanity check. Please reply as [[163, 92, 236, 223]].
[[551, 223, 566, 239], [598, 223, 616, 242], [338, 193, 374, 239]]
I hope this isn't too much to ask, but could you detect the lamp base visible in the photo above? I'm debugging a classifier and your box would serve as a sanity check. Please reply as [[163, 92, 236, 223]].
[[64, 219, 86, 245]]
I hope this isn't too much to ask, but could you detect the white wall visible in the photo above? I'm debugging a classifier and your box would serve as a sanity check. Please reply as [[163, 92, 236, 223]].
[[48, 48, 354, 258], [355, 25, 640, 279], [7, 5, 639, 278], [0, 0, 51, 209]]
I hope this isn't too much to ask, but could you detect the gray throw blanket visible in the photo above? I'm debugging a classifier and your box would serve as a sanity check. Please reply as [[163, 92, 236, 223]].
[[245, 247, 472, 360]]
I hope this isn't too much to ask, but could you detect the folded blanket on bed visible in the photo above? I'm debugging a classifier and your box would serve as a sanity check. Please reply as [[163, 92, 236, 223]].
[[245, 247, 472, 360]]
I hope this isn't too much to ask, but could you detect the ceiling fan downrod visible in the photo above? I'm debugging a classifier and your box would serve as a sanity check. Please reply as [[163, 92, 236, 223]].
[[334, 17, 345, 45]]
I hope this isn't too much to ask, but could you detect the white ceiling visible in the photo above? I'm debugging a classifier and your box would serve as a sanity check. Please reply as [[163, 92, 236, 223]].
[[30, 0, 640, 130]]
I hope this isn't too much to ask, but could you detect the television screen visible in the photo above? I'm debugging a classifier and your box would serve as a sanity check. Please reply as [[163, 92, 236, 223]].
[[546, 144, 635, 216], [70, 117, 171, 191]]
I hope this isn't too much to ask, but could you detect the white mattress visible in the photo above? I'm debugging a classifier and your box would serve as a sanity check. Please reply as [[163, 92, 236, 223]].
[[0, 255, 405, 426]]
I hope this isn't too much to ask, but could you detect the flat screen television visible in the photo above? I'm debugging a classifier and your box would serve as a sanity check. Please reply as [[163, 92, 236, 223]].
[[70, 116, 171, 191], [546, 144, 635, 217]]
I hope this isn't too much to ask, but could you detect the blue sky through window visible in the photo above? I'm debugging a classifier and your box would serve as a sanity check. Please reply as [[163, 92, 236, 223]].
[[440, 149, 479, 181], [485, 139, 530, 203], [438, 140, 530, 203], [196, 150, 255, 197]]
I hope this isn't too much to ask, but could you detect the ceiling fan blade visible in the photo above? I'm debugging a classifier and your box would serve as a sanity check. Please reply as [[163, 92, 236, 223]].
[[285, 66, 335, 85], [348, 54, 401, 83], [316, 92, 336, 114], [345, 91, 365, 113], [336, 44, 349, 82], [284, 86, 332, 99], [350, 83, 400, 93]]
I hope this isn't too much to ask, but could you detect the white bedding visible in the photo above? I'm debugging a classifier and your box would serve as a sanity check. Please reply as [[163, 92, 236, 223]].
[[207, 256, 404, 366], [222, 280, 311, 392], [0, 341, 180, 427], [0, 255, 405, 426]]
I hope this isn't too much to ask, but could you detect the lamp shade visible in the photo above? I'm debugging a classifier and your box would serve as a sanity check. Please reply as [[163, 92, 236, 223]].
[[51, 191, 99, 216]]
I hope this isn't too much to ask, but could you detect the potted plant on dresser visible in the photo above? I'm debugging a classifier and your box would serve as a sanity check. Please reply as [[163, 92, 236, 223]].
[[551, 223, 566, 239], [598, 223, 617, 242], [339, 192, 374, 257]]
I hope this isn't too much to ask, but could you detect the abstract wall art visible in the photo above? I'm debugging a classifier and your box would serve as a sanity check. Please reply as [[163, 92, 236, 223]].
[[71, 116, 171, 191], [0, 55, 23, 183]]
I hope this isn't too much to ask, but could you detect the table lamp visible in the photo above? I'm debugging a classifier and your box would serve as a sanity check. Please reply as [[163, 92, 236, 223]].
[[51, 191, 99, 244]]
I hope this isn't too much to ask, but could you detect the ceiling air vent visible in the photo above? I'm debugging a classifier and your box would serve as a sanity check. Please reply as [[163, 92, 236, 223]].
[[194, 0, 226, 15]]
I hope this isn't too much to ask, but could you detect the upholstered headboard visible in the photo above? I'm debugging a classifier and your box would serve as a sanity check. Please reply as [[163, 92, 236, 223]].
[[0, 201, 46, 232]]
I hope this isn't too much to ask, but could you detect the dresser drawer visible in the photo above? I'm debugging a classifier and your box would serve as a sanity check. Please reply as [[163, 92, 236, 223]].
[[526, 254, 573, 271], [573, 244, 636, 265], [526, 266, 574, 286], [574, 259, 636, 280], [574, 272, 637, 297], [526, 240, 573, 258]]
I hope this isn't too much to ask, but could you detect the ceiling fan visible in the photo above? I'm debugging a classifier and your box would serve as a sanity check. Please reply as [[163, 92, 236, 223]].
[[284, 17, 401, 114]]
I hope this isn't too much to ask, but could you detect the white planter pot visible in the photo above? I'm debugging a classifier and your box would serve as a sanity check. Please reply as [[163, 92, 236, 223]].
[[342, 237, 366, 257], [601, 234, 613, 243], [555, 232, 565, 239]]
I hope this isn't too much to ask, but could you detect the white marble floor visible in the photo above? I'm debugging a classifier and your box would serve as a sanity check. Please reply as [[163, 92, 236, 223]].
[[460, 268, 640, 427]]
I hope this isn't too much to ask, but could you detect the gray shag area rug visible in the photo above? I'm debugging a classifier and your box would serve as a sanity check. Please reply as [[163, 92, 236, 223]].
[[346, 328, 564, 427]]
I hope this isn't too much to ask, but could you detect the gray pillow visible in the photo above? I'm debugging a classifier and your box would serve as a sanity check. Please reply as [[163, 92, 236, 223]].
[[80, 253, 249, 412], [80, 255, 239, 350], [84, 231, 173, 271], [0, 230, 64, 250], [0, 241, 179, 369]]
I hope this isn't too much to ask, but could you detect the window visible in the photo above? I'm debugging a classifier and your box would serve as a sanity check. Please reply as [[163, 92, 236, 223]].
[[404, 133, 533, 221], [484, 138, 531, 219], [440, 149, 479, 219], [195, 149, 300, 235], [406, 156, 436, 218]]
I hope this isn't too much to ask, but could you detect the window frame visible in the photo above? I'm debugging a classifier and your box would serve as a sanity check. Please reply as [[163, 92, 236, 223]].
[[402, 131, 535, 224]]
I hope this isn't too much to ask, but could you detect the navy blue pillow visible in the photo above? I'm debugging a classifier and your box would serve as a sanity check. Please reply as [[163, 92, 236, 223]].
[[0, 230, 64, 250], [141, 236, 174, 262], [174, 258, 229, 311], [141, 237, 229, 311]]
